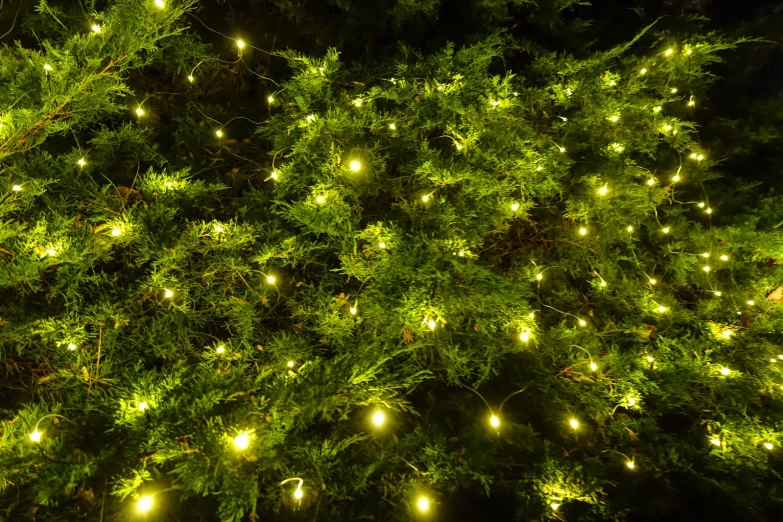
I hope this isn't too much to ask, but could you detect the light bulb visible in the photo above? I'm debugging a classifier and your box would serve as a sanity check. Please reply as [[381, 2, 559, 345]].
[[662, 227, 670, 234], [372, 410, 386, 427], [215, 129, 223, 138], [77, 158, 86, 167], [664, 48, 674, 56], [187, 75, 194, 82], [569, 418, 579, 430], [135, 107, 144, 116], [663, 124, 672, 131], [649, 278, 657, 285], [747, 300, 755, 306], [688, 99, 695, 107], [627, 225, 634, 232], [647, 178, 656, 186], [589, 362, 598, 371], [578, 319, 587, 327], [233, 432, 250, 450], [763, 442, 773, 450], [720, 367, 730, 376], [715, 291, 722, 296], [702, 266, 711, 272], [316, 195, 325, 204], [164, 289, 174, 298], [67, 342, 77, 350], [628, 397, 636, 406], [511, 202, 519, 211], [721, 330, 732, 339], [111, 228, 122, 236], [216, 345, 225, 354], [267, 95, 274, 103], [610, 115, 619, 122], [671, 87, 678, 94], [646, 355, 654, 363], [46, 248, 57, 257], [421, 194, 430, 203], [551, 503, 560, 510], [489, 415, 500, 428], [165, 181, 173, 189], [136, 400, 149, 412], [626, 460, 636, 469], [640, 68, 647, 75], [653, 105, 662, 113], [91, 24, 101, 33], [600, 279, 607, 287], [706, 207, 712, 214], [12, 184, 22, 191], [697, 154, 705, 161], [698, 202, 705, 208], [536, 166, 543, 171], [306, 114, 316, 122], [44, 63, 52, 71], [656, 305, 667, 313], [427, 320, 437, 330], [578, 227, 587, 236], [417, 496, 430, 513], [598, 184, 608, 196], [720, 255, 728, 261], [536, 273, 543, 281], [349, 306, 357, 315], [349, 160, 361, 172], [29, 429, 42, 442], [701, 253, 710, 258], [686, 48, 693, 55], [710, 438, 721, 446], [672, 174, 680, 182], [154, 0, 165, 7], [455, 143, 463, 150], [266, 275, 276, 284], [519, 330, 530, 343], [236, 39, 246, 50], [559, 147, 566, 153], [528, 312, 535, 318], [287, 360, 294, 368], [293, 487, 304, 500], [137, 495, 153, 513], [378, 242, 386, 249], [353, 99, 362, 107], [389, 123, 396, 130], [270, 171, 279, 180]]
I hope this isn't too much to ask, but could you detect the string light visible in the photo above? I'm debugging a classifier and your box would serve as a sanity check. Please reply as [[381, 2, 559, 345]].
[[91, 24, 101, 33], [662, 227, 670, 234], [270, 170, 279, 180], [293, 486, 304, 500], [649, 278, 657, 285], [710, 438, 721, 446], [610, 115, 619, 122], [706, 207, 713, 214], [266, 274, 276, 285], [232, 432, 250, 450], [12, 184, 22, 191], [349, 305, 357, 315], [46, 248, 57, 257], [287, 360, 294, 368], [135, 107, 144, 116], [535, 273, 543, 281], [216, 345, 225, 354], [656, 305, 667, 313], [646, 355, 655, 363], [316, 195, 325, 204], [551, 503, 560, 510], [111, 227, 122, 236], [703, 266, 711, 272], [653, 105, 662, 113], [306, 114, 316, 122], [688, 98, 696, 107], [664, 48, 674, 56], [267, 95, 274, 103], [627, 397, 636, 407], [578, 319, 587, 327], [700, 252, 710, 258], [427, 319, 437, 330], [349, 160, 362, 172], [421, 194, 430, 203], [154, 0, 165, 7], [663, 124, 672, 132], [627, 225, 634, 232], [137, 495, 153, 514], [719, 367, 731, 376], [490, 414, 500, 428], [626, 460, 636, 469], [215, 129, 223, 138], [236, 39, 246, 50], [578, 227, 587, 236], [44, 63, 52, 72], [747, 300, 755, 306], [372, 409, 386, 427], [647, 178, 655, 186], [77, 158, 86, 167], [763, 442, 773, 450], [640, 68, 647, 75], [29, 429, 42, 442], [569, 417, 579, 430], [187, 75, 194, 82], [163, 289, 174, 298], [714, 291, 722, 296], [672, 173, 681, 182], [379, 241, 386, 249], [519, 330, 530, 343], [353, 99, 363, 107], [671, 87, 678, 94], [686, 48, 693, 55], [721, 330, 732, 339], [559, 147, 566, 153], [511, 202, 519, 211], [417, 496, 430, 513], [589, 362, 598, 371], [720, 254, 728, 261], [138, 401, 148, 411], [455, 143, 463, 150], [598, 183, 608, 196]]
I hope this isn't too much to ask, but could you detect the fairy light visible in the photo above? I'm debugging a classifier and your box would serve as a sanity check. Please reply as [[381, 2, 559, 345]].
[[306, 114, 316, 122], [551, 503, 560, 510], [706, 207, 713, 214], [656, 305, 667, 313], [628, 397, 636, 407], [598, 183, 608, 196], [455, 143, 463, 151], [646, 355, 654, 363], [349, 160, 362, 172], [293, 487, 304, 500], [627, 225, 634, 232], [163, 289, 174, 298], [578, 227, 587, 236], [378, 242, 386, 249], [569, 417, 579, 430], [267, 95, 274, 103], [578, 319, 587, 327], [187, 75, 194, 82], [417, 496, 430, 513], [519, 330, 530, 343], [721, 330, 732, 339], [46, 248, 57, 257], [747, 300, 755, 306], [44, 63, 52, 72], [353, 99, 363, 107], [763, 442, 773, 450], [653, 105, 662, 113], [720, 255, 728, 261], [702, 266, 711, 272], [559, 147, 566, 153], [671, 87, 678, 94], [672, 174, 681, 182], [216, 345, 225, 354], [589, 362, 598, 371], [649, 278, 657, 285], [316, 195, 325, 204], [640, 68, 647, 75], [12, 184, 22, 191], [67, 343, 77, 350], [535, 273, 543, 281], [664, 48, 674, 56], [489, 414, 500, 428], [135, 107, 144, 116], [77, 158, 86, 167], [91, 24, 101, 33], [233, 432, 250, 450], [111, 227, 122, 236], [700, 253, 710, 258], [688, 99, 696, 107], [626, 460, 636, 469], [269, 170, 279, 180], [215, 129, 224, 138], [236, 39, 246, 50], [427, 319, 437, 330], [720, 367, 731, 376], [714, 291, 722, 296], [137, 495, 153, 513], [138, 401, 148, 411], [662, 227, 670, 234], [610, 115, 619, 123], [511, 202, 519, 211], [372, 409, 386, 427], [710, 438, 721, 446], [266, 275, 276, 285], [663, 124, 672, 132], [287, 360, 294, 368], [421, 194, 430, 203]]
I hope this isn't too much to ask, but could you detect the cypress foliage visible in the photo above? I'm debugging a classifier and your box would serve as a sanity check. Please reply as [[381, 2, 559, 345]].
[[1, 1, 783, 521]]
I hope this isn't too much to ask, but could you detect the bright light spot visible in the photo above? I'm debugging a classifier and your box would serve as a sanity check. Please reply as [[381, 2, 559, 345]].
[[67, 343, 77, 351], [559, 147, 566, 153], [306, 114, 316, 122], [455, 143, 463, 150], [653, 106, 662, 113], [657, 305, 667, 313], [216, 345, 225, 354], [44, 63, 52, 71], [671, 88, 678, 94], [610, 115, 619, 122], [647, 178, 656, 186], [12, 184, 22, 191], [698, 202, 705, 208], [29, 429, 42, 442], [686, 48, 693, 55], [710, 438, 721, 446], [663, 124, 672, 131], [236, 39, 246, 50], [215, 129, 223, 138], [672, 174, 680, 182], [270, 171, 279, 180], [91, 24, 101, 33], [137, 496, 153, 513], [389, 123, 396, 130], [578, 319, 587, 327], [700, 252, 710, 258], [417, 496, 430, 513], [715, 291, 722, 296], [349, 306, 357, 315], [598, 184, 608, 196], [747, 300, 755, 306], [46, 248, 57, 257], [569, 418, 579, 430], [763, 442, 773, 450], [511, 202, 519, 211], [349, 160, 362, 172], [640, 68, 647, 75], [646, 355, 655, 363], [627, 225, 634, 232], [187, 75, 194, 82], [720, 367, 731, 376], [233, 433, 250, 450], [353, 99, 362, 107], [421, 194, 430, 203], [600, 279, 607, 287], [536, 166, 543, 171], [536, 273, 543, 281], [294, 487, 304, 500], [589, 362, 598, 371], [378, 242, 386, 249], [628, 397, 636, 406], [267, 95, 274, 103], [164, 289, 174, 298], [720, 255, 728, 261], [706, 207, 713, 214], [287, 360, 294, 368], [697, 154, 705, 161], [649, 278, 657, 285], [135, 106, 144, 116], [578, 227, 587, 236], [111, 228, 122, 236], [688, 99, 696, 107], [703, 266, 711, 272], [266, 275, 276, 285], [316, 195, 325, 204], [664, 48, 674, 56], [372, 410, 386, 427], [721, 330, 732, 339], [138, 401, 149, 412], [519, 330, 530, 343], [662, 227, 670, 234], [551, 503, 560, 510], [427, 320, 437, 330], [626, 460, 636, 469], [490, 415, 500, 428], [77, 158, 86, 167]]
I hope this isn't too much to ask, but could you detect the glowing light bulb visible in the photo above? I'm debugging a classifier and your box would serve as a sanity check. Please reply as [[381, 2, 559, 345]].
[[417, 496, 430, 513], [640, 68, 647, 75], [662, 227, 670, 234], [715, 291, 722, 296], [490, 415, 500, 428], [700, 252, 710, 258], [688, 99, 696, 107], [671, 87, 678, 94], [598, 184, 608, 196], [136, 401, 148, 412], [519, 330, 530, 343], [697, 154, 704, 161], [455, 143, 463, 150], [653, 106, 662, 113], [627, 225, 634, 232], [67, 343, 77, 351], [551, 503, 560, 510], [29, 429, 42, 442], [698, 202, 705, 208], [236, 39, 246, 50], [353, 99, 362, 107], [286, 360, 295, 368], [763, 442, 773, 450], [266, 275, 276, 285], [536, 166, 543, 171], [306, 114, 316, 122], [215, 129, 223, 138], [135, 107, 144, 116], [720, 367, 731, 376], [378, 242, 386, 249], [46, 248, 57, 257], [216, 345, 225, 354], [233, 432, 250, 450], [628, 397, 636, 406], [77, 158, 86, 167], [589, 362, 598, 371], [12, 184, 22, 191], [721, 330, 732, 339], [91, 24, 101, 33], [427, 320, 437, 330], [720, 255, 728, 261], [610, 115, 619, 122], [187, 75, 194, 82], [646, 355, 655, 363], [293, 487, 304, 500], [111, 227, 122, 236], [267, 95, 274, 103], [703, 266, 711, 272], [710, 438, 721, 446], [270, 171, 279, 180], [569, 418, 579, 430], [747, 300, 755, 306], [657, 305, 667, 313], [389, 123, 396, 130], [578, 227, 587, 236], [649, 278, 657, 285], [349, 306, 357, 315], [600, 279, 607, 287], [511, 202, 519, 211], [44, 63, 52, 72], [316, 195, 325, 204], [578, 319, 587, 327], [137, 496, 153, 513], [664, 48, 674, 56], [626, 460, 636, 469], [663, 124, 672, 131], [536, 273, 543, 281], [559, 147, 566, 153], [647, 178, 656, 186], [372, 410, 386, 427], [164, 289, 174, 298], [672, 174, 680, 182], [706, 207, 712, 214], [421, 194, 430, 203], [686, 48, 693, 55], [349, 160, 361, 172]]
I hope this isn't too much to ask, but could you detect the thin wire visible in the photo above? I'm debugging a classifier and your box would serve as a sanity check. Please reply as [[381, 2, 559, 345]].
[[192, 104, 222, 126], [240, 58, 279, 85], [187, 12, 279, 57]]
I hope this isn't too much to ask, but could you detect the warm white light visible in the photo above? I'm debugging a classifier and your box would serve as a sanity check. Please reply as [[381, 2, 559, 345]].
[[233, 432, 250, 450], [293, 487, 304, 500], [353, 99, 362, 107], [270, 171, 279, 180], [417, 496, 430, 513], [578, 227, 587, 236], [598, 184, 608, 196], [663, 124, 672, 131], [702, 266, 711, 272], [46, 248, 57, 257], [29, 429, 42, 442], [701, 253, 710, 258], [627, 225, 634, 232], [653, 105, 662, 113], [135, 107, 144, 116], [720, 255, 728, 261], [67, 343, 77, 351], [421, 194, 430, 203], [697, 154, 705, 161], [710, 438, 721, 446], [747, 300, 755, 306], [136, 400, 148, 412], [721, 330, 732, 339], [559, 147, 566, 153], [187, 75, 194, 82], [610, 115, 619, 123], [455, 143, 463, 150], [349, 306, 357, 315], [389, 123, 396, 130], [519, 330, 530, 343], [164, 289, 174, 298], [578, 319, 587, 327], [91, 24, 101, 33], [306, 114, 316, 122], [44, 63, 52, 71], [688, 99, 696, 107], [763, 442, 773, 450], [536, 273, 543, 281], [656, 305, 667, 313], [427, 320, 437, 330], [287, 360, 294, 368], [316, 195, 325, 204], [720, 367, 731, 376], [236, 39, 246, 50], [215, 129, 223, 138], [640, 68, 647, 75], [664, 48, 674, 56], [714, 291, 722, 296], [267, 95, 274, 103], [349, 160, 361, 172], [686, 48, 693, 55], [266, 275, 276, 285], [216, 345, 225, 354], [12, 184, 22, 191], [646, 355, 654, 363], [511, 202, 519, 211], [372, 410, 386, 427], [647, 178, 655, 186], [662, 227, 670, 234], [551, 503, 560, 510], [649, 278, 657, 285], [627, 397, 636, 406], [569, 418, 579, 429], [137, 496, 153, 513], [154, 0, 165, 7], [672, 174, 680, 182], [706, 207, 712, 214], [589, 362, 598, 371], [111, 228, 122, 236], [626, 460, 636, 469], [489, 415, 500, 428], [671, 87, 678, 94], [77, 158, 86, 167], [378, 242, 386, 249]]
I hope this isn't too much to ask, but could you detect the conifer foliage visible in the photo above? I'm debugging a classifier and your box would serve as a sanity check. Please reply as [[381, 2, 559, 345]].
[[1, 1, 783, 521]]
